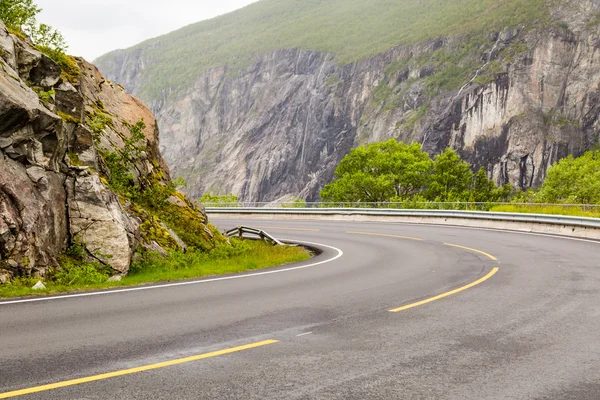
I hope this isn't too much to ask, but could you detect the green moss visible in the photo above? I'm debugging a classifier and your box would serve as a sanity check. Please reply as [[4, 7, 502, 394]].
[[7, 27, 27, 40], [67, 151, 84, 166], [135, 209, 181, 251], [33, 87, 55, 103], [57, 110, 80, 124]]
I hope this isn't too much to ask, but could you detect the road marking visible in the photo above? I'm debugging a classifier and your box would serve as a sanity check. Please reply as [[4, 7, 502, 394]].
[[346, 220, 600, 245], [347, 231, 423, 241], [0, 340, 278, 399], [444, 243, 498, 261], [389, 267, 499, 313], [296, 332, 313, 337], [0, 240, 343, 306], [250, 226, 320, 232]]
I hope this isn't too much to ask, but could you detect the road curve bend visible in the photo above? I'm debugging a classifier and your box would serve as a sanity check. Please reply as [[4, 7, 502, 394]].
[[1, 219, 599, 399]]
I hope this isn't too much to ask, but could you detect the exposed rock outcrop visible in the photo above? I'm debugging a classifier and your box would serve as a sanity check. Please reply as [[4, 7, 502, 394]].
[[98, 1, 600, 202], [0, 21, 215, 281]]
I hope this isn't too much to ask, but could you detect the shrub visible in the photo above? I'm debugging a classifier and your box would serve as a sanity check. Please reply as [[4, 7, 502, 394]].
[[199, 193, 241, 207], [53, 259, 111, 286], [0, 0, 40, 32]]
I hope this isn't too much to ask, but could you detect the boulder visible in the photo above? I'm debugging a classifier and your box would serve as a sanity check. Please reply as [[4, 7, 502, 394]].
[[67, 174, 139, 274], [31, 281, 46, 290]]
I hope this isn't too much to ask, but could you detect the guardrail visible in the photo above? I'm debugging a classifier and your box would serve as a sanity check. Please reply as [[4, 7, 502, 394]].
[[208, 207, 600, 230], [225, 226, 285, 246], [202, 202, 600, 212]]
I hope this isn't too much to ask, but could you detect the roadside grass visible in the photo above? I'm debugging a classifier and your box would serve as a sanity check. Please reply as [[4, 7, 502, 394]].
[[490, 204, 600, 218], [0, 239, 311, 299]]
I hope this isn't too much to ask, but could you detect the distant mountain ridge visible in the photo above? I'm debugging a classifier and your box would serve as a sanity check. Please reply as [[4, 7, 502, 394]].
[[96, 0, 600, 201], [96, 0, 549, 101]]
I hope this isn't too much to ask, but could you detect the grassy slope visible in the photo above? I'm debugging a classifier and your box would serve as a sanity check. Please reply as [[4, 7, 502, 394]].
[[0, 240, 311, 298], [97, 0, 550, 99]]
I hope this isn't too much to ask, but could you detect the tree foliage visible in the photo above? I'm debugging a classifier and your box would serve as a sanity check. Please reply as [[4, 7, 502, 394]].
[[321, 140, 432, 203], [539, 150, 600, 204], [0, 0, 67, 55], [0, 0, 39, 32], [470, 167, 513, 203], [321, 140, 511, 204], [426, 148, 473, 202], [29, 23, 67, 54]]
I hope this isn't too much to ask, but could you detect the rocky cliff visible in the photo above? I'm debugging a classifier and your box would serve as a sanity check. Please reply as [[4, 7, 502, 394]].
[[0, 21, 216, 283], [97, 0, 600, 202]]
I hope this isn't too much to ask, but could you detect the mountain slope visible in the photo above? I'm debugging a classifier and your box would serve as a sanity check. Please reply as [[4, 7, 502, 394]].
[[96, 0, 600, 201], [97, 0, 549, 100]]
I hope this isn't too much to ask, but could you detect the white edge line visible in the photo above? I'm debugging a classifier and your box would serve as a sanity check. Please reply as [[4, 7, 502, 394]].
[[296, 332, 313, 337], [0, 240, 343, 306]]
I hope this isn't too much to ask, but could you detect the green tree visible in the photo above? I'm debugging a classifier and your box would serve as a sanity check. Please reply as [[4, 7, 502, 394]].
[[0, 0, 40, 32], [470, 167, 496, 202], [469, 167, 513, 203], [539, 150, 600, 204], [0, 0, 67, 55], [426, 148, 473, 202], [320, 140, 433, 203], [29, 23, 67, 53]]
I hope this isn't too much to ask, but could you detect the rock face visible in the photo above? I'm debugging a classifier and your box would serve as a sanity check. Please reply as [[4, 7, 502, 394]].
[[97, 1, 600, 201], [0, 21, 214, 281]]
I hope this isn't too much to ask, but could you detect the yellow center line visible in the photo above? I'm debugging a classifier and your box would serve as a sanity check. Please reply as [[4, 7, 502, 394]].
[[0, 340, 279, 399], [389, 268, 499, 313], [250, 226, 320, 232], [444, 243, 498, 261], [347, 231, 424, 241]]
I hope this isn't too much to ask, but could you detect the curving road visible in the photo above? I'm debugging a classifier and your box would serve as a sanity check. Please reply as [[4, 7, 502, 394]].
[[1, 218, 600, 399]]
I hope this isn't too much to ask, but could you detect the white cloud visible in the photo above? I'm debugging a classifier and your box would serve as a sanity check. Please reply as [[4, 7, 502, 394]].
[[35, 0, 258, 61]]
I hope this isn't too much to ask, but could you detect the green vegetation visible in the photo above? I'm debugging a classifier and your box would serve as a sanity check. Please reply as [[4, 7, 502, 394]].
[[321, 139, 511, 204], [321, 143, 600, 218], [87, 112, 113, 135], [490, 204, 600, 218], [0, 0, 79, 83], [98, 119, 217, 251], [537, 150, 600, 204], [199, 193, 241, 207], [0, 0, 39, 34], [32, 87, 54, 103], [282, 198, 307, 208], [96, 0, 551, 100], [0, 239, 310, 298], [56, 110, 80, 124]]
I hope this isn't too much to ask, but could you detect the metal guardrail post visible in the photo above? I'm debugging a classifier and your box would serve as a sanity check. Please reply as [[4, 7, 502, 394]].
[[225, 226, 285, 246]]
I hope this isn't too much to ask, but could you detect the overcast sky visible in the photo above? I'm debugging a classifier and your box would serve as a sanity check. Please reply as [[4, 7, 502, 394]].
[[36, 0, 258, 61]]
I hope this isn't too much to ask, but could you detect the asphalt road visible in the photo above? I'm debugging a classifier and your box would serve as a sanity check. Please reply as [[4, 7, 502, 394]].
[[1, 219, 600, 399]]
